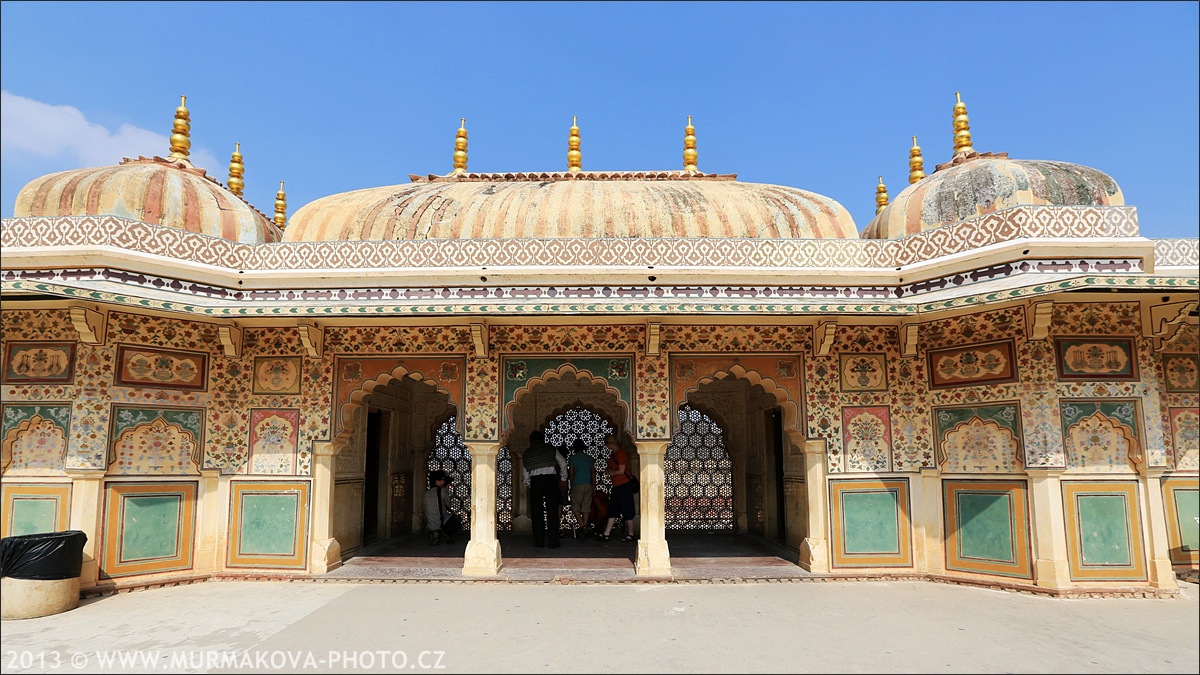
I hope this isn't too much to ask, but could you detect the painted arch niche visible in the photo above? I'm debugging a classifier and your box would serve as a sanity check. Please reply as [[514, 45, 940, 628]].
[[1, 404, 71, 476], [934, 404, 1025, 474], [502, 360, 632, 440], [107, 407, 204, 476], [1064, 414, 1139, 473]]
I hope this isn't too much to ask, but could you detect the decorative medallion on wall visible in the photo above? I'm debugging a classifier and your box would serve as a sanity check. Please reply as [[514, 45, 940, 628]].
[[247, 409, 300, 474], [252, 356, 302, 394], [839, 354, 888, 392], [1054, 337, 1138, 382], [2, 341, 75, 384], [841, 406, 892, 472], [1163, 353, 1199, 393], [927, 340, 1018, 389], [115, 345, 208, 390]]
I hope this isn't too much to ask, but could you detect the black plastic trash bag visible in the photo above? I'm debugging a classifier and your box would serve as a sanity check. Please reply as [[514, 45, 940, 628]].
[[0, 530, 88, 580]]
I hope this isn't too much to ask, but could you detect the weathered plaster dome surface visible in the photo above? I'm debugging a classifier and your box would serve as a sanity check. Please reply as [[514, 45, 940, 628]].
[[285, 172, 859, 241], [14, 157, 280, 243], [862, 156, 1124, 239]]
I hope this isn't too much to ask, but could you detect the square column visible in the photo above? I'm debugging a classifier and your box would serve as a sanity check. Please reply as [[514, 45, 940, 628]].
[[911, 468, 946, 574], [194, 469, 221, 576], [635, 440, 671, 577], [65, 470, 105, 588], [308, 440, 344, 574], [799, 439, 830, 573], [1140, 469, 1179, 590], [463, 442, 503, 576], [1027, 468, 1072, 589]]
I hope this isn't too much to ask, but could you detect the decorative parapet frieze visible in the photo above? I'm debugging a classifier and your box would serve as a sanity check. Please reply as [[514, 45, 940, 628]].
[[1154, 238, 1200, 268]]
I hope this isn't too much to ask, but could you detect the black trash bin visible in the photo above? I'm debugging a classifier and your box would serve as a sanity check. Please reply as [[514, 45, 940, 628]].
[[1, 530, 88, 619]]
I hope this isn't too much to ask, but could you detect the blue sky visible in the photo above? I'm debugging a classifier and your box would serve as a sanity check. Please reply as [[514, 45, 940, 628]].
[[2, 1, 1197, 238]]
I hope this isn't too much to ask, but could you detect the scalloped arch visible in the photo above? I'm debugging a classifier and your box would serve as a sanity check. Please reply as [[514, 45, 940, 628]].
[[107, 417, 201, 475], [681, 364, 804, 443], [938, 416, 1025, 473], [335, 366, 459, 445], [503, 364, 630, 443]]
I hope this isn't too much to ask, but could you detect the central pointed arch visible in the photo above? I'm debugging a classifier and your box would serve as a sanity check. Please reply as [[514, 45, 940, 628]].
[[502, 361, 632, 441]]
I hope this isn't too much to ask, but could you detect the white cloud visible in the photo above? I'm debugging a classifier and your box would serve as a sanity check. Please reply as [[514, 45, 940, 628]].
[[1, 90, 219, 173]]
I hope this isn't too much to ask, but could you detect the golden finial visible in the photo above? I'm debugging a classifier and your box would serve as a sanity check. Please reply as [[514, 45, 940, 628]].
[[228, 143, 245, 196], [952, 91, 974, 156], [908, 136, 925, 184], [168, 95, 191, 160], [683, 115, 698, 173], [567, 116, 582, 173], [453, 118, 468, 174], [273, 181, 287, 228], [875, 176, 889, 214]]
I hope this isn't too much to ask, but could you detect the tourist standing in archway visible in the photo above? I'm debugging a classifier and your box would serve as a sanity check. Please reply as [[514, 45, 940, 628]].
[[523, 430, 568, 548]]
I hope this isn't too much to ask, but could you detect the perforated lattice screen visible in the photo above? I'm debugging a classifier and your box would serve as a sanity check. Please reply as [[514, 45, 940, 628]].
[[665, 406, 734, 530], [427, 417, 471, 526], [496, 447, 513, 531]]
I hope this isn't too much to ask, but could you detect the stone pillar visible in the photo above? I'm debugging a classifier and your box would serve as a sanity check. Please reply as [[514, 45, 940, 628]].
[[635, 440, 671, 577], [799, 439, 830, 573], [65, 470, 105, 588], [911, 468, 945, 575], [193, 469, 221, 576], [1027, 468, 1071, 590], [309, 440, 344, 574], [463, 442, 503, 576], [1140, 468, 1179, 590]]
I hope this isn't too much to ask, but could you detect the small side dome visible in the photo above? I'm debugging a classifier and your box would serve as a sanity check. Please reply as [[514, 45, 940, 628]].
[[14, 156, 280, 243], [862, 155, 1124, 239], [285, 172, 859, 241]]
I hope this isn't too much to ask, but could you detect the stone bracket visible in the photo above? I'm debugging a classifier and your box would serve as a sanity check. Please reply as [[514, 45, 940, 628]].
[[646, 322, 662, 356], [899, 323, 919, 357], [1028, 301, 1054, 340], [470, 323, 488, 358], [814, 321, 837, 357], [68, 304, 106, 345], [1148, 299, 1198, 349], [218, 324, 242, 358], [297, 322, 324, 358]]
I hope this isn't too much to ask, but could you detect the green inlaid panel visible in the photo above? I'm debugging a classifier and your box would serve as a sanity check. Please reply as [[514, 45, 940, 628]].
[[120, 495, 181, 561], [934, 404, 1020, 443], [1174, 489, 1199, 552], [111, 406, 203, 444], [238, 493, 298, 555], [956, 492, 1015, 562], [1, 403, 72, 439], [1060, 400, 1140, 439], [10, 498, 57, 536], [841, 490, 900, 554], [1077, 494, 1132, 566]]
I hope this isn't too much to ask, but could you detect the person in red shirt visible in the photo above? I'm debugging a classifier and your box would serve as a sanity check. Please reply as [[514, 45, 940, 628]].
[[599, 435, 638, 542]]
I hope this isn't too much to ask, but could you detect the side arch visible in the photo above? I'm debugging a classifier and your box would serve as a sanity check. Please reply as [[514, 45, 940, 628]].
[[336, 364, 460, 445], [681, 364, 804, 446]]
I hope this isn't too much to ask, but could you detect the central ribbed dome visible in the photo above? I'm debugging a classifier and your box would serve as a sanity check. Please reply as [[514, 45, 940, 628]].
[[284, 172, 859, 241]]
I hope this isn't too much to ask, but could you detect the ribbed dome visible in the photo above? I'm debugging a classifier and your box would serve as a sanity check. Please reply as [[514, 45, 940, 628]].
[[862, 155, 1124, 239], [285, 172, 859, 241], [14, 156, 280, 243]]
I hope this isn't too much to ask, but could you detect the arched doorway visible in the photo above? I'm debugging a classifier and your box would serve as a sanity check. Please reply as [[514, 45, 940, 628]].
[[332, 375, 458, 560]]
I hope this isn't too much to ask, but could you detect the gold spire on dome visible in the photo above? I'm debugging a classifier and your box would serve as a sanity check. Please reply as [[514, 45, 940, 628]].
[[453, 118, 468, 174], [875, 176, 889, 214], [567, 116, 581, 173], [683, 115, 698, 173], [168, 95, 191, 160], [273, 181, 287, 228], [908, 136, 926, 184], [227, 143, 245, 196], [952, 92, 974, 157]]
